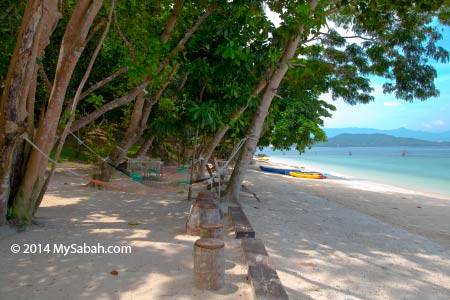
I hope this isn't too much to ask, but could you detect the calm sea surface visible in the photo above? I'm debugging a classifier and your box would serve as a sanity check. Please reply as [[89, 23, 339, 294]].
[[256, 147, 450, 197]]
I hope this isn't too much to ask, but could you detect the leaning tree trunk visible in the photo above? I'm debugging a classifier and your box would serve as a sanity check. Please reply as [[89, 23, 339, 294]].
[[98, 91, 147, 180], [9, 0, 103, 225], [197, 79, 268, 179], [97, 6, 214, 180], [224, 0, 319, 204], [136, 135, 155, 157], [0, 0, 61, 225], [224, 38, 306, 203]]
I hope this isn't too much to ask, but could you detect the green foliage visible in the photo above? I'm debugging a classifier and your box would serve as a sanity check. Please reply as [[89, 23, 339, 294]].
[[84, 93, 105, 109], [83, 124, 118, 165], [3, 0, 448, 165], [188, 101, 219, 130]]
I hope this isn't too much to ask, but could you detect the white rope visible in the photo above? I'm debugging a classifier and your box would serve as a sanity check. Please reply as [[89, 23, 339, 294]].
[[22, 134, 82, 178], [69, 132, 108, 162], [222, 137, 247, 170]]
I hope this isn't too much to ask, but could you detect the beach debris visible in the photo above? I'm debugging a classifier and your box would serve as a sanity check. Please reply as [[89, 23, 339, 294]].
[[110, 270, 119, 276], [241, 185, 261, 202], [417, 205, 422, 208], [127, 221, 140, 226]]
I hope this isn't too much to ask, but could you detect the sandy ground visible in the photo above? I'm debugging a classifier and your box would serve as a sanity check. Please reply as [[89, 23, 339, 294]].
[[239, 161, 450, 300], [0, 166, 252, 300], [2, 161, 450, 300]]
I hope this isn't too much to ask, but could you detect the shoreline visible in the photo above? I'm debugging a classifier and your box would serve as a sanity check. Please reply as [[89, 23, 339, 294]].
[[257, 156, 450, 201], [240, 164, 450, 299]]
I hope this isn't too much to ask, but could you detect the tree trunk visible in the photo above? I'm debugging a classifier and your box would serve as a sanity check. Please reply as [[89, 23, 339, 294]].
[[0, 0, 61, 224], [35, 0, 116, 214], [99, 62, 179, 180], [136, 135, 155, 157], [223, 0, 319, 203], [198, 79, 268, 179], [9, 0, 103, 225]]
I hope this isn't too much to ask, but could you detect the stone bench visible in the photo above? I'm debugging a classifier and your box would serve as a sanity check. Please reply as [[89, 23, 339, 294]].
[[241, 238, 289, 300], [229, 206, 255, 239]]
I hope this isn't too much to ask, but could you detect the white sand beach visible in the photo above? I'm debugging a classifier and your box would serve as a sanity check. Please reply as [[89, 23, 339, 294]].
[[243, 161, 450, 300], [1, 162, 450, 300], [0, 166, 252, 300]]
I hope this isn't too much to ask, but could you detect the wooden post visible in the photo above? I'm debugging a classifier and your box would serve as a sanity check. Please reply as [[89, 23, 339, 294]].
[[200, 223, 223, 239], [193, 238, 225, 290], [186, 202, 220, 235]]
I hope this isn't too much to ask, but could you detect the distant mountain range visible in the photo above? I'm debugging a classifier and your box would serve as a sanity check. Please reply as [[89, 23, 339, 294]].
[[323, 127, 450, 142], [317, 133, 450, 147]]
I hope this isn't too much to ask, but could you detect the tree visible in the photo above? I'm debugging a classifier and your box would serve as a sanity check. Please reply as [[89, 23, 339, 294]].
[[224, 0, 449, 204], [0, 0, 104, 225]]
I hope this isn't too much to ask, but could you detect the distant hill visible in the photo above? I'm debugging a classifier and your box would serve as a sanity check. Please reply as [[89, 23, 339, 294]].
[[316, 133, 450, 147], [323, 127, 450, 142]]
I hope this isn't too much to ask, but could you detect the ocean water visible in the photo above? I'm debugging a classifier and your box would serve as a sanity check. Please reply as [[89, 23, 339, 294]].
[[255, 147, 450, 197]]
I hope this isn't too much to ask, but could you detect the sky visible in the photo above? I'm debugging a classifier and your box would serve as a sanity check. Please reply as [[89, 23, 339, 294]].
[[321, 27, 450, 133], [322, 56, 450, 132], [266, 7, 450, 132]]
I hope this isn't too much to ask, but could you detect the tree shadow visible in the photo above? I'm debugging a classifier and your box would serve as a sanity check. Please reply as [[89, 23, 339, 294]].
[[239, 169, 450, 300], [0, 169, 251, 299]]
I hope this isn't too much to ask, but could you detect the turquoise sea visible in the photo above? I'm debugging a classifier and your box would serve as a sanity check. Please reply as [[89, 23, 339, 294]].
[[255, 147, 450, 197]]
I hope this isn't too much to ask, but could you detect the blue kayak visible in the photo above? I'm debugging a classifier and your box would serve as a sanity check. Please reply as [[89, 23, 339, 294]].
[[259, 165, 303, 175]]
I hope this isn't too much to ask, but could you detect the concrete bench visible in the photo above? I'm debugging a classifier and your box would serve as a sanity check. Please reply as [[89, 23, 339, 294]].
[[241, 238, 289, 300], [229, 206, 255, 239]]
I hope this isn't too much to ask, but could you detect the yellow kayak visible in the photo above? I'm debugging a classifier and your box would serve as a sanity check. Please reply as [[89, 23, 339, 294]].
[[289, 171, 324, 179]]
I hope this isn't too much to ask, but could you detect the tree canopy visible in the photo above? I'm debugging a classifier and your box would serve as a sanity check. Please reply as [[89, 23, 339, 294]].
[[0, 0, 449, 224]]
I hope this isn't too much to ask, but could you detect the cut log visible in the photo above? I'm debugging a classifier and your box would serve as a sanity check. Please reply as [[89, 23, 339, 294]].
[[197, 191, 218, 201], [200, 223, 223, 239], [196, 191, 220, 208], [193, 238, 225, 290], [186, 202, 220, 235]]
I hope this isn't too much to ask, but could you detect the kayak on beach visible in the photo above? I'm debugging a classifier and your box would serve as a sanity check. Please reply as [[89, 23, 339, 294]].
[[255, 154, 270, 161], [259, 165, 303, 175], [289, 171, 325, 179]]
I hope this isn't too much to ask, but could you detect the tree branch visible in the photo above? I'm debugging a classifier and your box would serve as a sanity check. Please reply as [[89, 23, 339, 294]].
[[161, 0, 184, 43], [157, 4, 216, 74], [114, 9, 135, 61], [319, 31, 375, 41], [79, 66, 128, 100], [38, 64, 52, 96], [70, 78, 150, 132]]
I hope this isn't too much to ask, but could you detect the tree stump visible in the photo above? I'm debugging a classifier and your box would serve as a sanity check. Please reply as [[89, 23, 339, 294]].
[[200, 223, 223, 239], [197, 191, 218, 201], [193, 238, 225, 290], [196, 191, 223, 219], [186, 202, 220, 235]]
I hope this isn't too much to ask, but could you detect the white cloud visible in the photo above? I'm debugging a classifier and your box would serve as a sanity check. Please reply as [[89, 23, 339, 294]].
[[384, 101, 401, 107], [423, 120, 447, 130], [433, 120, 446, 126]]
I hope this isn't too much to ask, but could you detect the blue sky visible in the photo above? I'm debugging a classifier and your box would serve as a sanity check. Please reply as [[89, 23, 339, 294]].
[[322, 26, 450, 132], [265, 8, 450, 132]]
